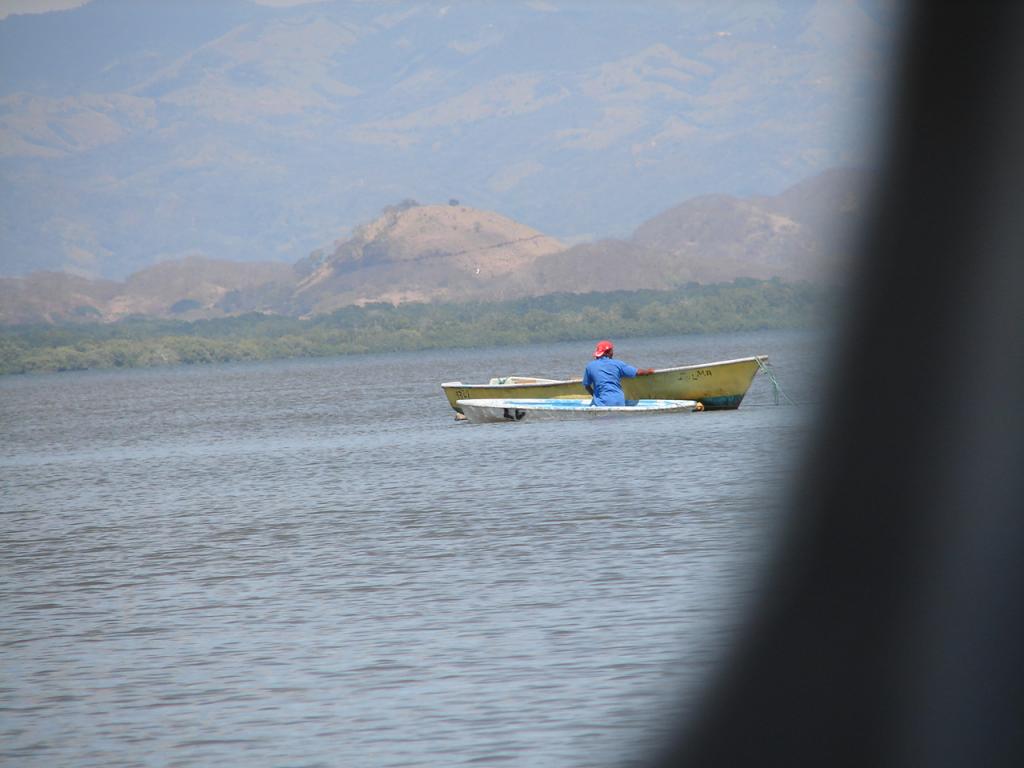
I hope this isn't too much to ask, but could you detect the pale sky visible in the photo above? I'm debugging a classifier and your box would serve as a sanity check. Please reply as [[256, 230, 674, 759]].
[[0, 0, 89, 20], [0, 0, 325, 20]]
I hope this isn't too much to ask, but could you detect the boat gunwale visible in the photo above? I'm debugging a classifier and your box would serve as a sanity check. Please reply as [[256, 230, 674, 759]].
[[441, 355, 767, 389]]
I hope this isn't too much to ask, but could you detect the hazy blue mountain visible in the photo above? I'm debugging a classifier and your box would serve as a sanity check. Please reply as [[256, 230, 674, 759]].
[[0, 0, 898, 279]]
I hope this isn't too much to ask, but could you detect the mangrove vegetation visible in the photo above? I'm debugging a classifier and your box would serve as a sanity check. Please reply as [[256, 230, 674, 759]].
[[0, 279, 834, 375]]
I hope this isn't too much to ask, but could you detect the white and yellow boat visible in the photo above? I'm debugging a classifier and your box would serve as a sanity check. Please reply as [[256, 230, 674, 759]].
[[442, 355, 767, 416]]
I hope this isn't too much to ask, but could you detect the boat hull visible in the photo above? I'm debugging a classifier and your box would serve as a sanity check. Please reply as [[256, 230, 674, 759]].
[[457, 398, 699, 423], [442, 355, 765, 415]]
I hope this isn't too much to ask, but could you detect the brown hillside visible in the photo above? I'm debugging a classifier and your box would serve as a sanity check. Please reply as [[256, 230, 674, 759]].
[[0, 272, 120, 324], [754, 166, 869, 282], [511, 167, 867, 293], [290, 202, 566, 313], [112, 256, 294, 318], [0, 256, 295, 323], [630, 194, 814, 283], [517, 239, 695, 294]]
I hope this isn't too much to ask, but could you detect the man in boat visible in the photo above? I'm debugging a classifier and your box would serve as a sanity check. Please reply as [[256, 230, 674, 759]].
[[582, 340, 654, 406]]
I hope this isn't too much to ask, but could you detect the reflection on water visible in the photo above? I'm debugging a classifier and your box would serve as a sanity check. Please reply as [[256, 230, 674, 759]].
[[1, 330, 823, 767]]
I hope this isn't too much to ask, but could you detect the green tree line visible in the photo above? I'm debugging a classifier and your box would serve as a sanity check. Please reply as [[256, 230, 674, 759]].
[[0, 279, 834, 375]]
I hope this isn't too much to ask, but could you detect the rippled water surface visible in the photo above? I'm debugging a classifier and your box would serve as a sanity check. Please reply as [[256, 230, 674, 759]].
[[1, 330, 825, 767]]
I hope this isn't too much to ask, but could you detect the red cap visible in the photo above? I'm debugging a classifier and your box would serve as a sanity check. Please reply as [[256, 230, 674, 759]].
[[593, 340, 614, 358]]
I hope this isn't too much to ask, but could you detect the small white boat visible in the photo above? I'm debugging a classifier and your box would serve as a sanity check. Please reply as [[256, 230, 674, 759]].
[[456, 397, 701, 424]]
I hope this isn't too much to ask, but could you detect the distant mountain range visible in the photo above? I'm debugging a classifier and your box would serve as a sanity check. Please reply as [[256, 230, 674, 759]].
[[0, 167, 868, 324], [0, 0, 895, 280]]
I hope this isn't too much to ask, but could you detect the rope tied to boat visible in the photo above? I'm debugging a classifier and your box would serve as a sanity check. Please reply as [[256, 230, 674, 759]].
[[756, 357, 797, 406]]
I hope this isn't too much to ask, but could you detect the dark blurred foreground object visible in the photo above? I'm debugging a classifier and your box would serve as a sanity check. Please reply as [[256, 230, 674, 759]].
[[646, 3, 1024, 766]]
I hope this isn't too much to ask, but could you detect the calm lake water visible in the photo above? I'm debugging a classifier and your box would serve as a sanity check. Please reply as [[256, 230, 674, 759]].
[[1, 330, 826, 767]]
